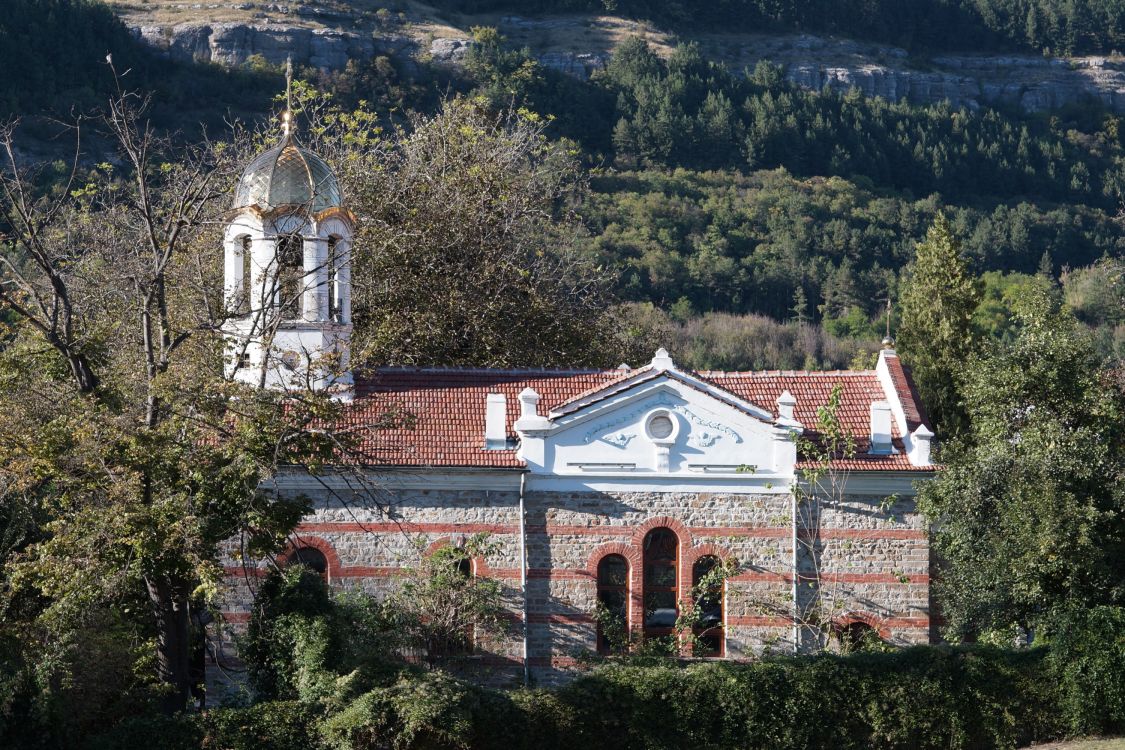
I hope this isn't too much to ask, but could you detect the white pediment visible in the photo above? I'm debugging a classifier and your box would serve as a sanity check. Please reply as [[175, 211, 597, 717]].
[[518, 372, 800, 479]]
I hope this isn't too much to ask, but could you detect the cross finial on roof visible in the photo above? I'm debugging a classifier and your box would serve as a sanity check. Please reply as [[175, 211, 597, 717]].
[[281, 55, 295, 137], [881, 296, 895, 350]]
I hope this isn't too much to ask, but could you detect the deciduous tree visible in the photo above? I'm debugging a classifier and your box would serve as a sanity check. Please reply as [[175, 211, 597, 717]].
[[0, 84, 359, 715], [919, 286, 1125, 639], [318, 96, 649, 368]]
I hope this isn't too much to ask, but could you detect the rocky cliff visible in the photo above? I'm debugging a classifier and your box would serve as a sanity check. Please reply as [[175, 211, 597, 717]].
[[722, 33, 1125, 112], [129, 11, 1125, 113], [133, 22, 414, 70]]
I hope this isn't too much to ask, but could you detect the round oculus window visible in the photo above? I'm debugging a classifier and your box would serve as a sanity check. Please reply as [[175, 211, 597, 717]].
[[647, 413, 675, 440]]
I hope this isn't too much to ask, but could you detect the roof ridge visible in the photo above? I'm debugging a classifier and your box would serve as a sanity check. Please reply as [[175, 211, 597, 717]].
[[360, 365, 619, 376], [698, 369, 874, 378]]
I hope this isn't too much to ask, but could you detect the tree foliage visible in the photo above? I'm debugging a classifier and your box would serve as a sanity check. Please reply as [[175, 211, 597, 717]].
[[325, 97, 650, 368], [897, 214, 981, 437], [430, 0, 1125, 56], [919, 286, 1125, 638], [0, 88, 352, 715]]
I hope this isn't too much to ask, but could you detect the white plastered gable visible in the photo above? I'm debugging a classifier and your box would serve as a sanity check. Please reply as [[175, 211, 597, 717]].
[[516, 351, 803, 481]]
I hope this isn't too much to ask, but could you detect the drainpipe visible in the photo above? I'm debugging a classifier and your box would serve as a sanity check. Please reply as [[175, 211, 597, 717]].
[[792, 485, 800, 655], [519, 471, 529, 687]]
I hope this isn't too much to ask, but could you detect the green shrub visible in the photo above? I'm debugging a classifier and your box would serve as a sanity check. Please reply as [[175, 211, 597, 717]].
[[201, 700, 323, 750], [85, 701, 321, 750], [80, 637, 1122, 750], [241, 567, 337, 700], [322, 671, 531, 750], [0, 636, 59, 750], [1047, 606, 1125, 736], [316, 647, 1063, 750], [84, 713, 202, 750]]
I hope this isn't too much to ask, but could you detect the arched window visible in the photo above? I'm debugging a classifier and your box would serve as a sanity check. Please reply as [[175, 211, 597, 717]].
[[643, 527, 679, 638], [691, 555, 724, 657], [327, 235, 342, 322], [276, 233, 303, 320], [284, 546, 328, 582], [436, 551, 474, 657], [836, 620, 881, 653], [596, 554, 629, 654], [239, 235, 253, 314]]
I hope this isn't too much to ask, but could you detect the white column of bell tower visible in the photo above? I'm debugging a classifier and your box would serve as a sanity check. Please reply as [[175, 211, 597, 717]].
[[223, 215, 269, 379], [337, 234, 352, 325], [303, 233, 323, 323]]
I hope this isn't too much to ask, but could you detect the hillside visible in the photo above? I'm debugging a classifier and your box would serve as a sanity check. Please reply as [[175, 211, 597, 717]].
[[6, 0, 1125, 371], [106, 1, 1125, 113]]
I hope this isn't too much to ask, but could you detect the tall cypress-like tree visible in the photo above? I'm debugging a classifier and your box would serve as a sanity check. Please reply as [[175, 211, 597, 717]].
[[897, 213, 980, 438]]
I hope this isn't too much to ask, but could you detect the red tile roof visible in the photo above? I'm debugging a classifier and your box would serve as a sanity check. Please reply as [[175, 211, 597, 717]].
[[338, 361, 934, 472]]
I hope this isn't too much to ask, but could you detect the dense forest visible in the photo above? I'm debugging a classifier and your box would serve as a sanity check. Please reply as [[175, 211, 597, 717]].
[[4, 0, 1124, 368], [0, 0, 280, 124], [436, 0, 1125, 56], [452, 29, 1125, 363]]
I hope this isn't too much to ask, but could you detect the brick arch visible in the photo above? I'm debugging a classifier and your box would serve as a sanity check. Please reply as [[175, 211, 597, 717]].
[[279, 535, 342, 582], [588, 542, 644, 632], [681, 543, 733, 658], [683, 543, 736, 592], [834, 610, 892, 640], [424, 536, 491, 577], [630, 516, 694, 548], [632, 518, 692, 610]]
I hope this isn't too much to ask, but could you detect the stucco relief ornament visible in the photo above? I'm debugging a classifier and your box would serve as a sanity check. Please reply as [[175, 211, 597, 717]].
[[690, 430, 721, 448], [604, 432, 636, 448], [582, 396, 678, 444], [677, 409, 742, 444], [582, 395, 744, 446]]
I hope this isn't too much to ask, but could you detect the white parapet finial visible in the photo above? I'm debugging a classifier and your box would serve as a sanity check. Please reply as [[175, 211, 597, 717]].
[[909, 423, 935, 466], [774, 390, 803, 430], [514, 387, 550, 432], [776, 390, 796, 421], [650, 347, 675, 371]]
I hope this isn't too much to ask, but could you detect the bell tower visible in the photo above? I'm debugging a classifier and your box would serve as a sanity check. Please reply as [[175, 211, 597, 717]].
[[222, 59, 354, 398]]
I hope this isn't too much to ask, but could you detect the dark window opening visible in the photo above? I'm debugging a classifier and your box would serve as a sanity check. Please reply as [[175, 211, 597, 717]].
[[276, 233, 303, 320], [597, 554, 629, 654], [836, 621, 882, 653], [285, 546, 328, 582], [692, 555, 724, 657], [643, 527, 679, 639], [240, 236, 253, 314]]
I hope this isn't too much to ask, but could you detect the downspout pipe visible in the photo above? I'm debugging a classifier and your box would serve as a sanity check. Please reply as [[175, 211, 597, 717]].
[[792, 482, 800, 654], [519, 471, 529, 687]]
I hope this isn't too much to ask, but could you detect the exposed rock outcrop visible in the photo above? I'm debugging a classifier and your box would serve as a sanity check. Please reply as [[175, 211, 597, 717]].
[[130, 15, 1125, 113], [705, 32, 1125, 112], [428, 37, 472, 64], [134, 22, 388, 70]]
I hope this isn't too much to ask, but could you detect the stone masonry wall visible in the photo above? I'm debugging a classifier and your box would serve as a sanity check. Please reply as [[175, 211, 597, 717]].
[[214, 479, 931, 690]]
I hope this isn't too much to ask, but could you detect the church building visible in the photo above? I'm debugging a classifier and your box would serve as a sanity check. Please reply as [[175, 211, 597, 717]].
[[214, 99, 938, 688]]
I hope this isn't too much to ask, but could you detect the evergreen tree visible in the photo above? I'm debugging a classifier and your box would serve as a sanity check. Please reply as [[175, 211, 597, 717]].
[[897, 213, 980, 437], [919, 287, 1125, 639], [792, 286, 809, 325]]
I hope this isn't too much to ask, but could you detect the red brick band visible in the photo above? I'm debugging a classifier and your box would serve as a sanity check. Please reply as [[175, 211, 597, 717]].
[[293, 521, 926, 542]]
